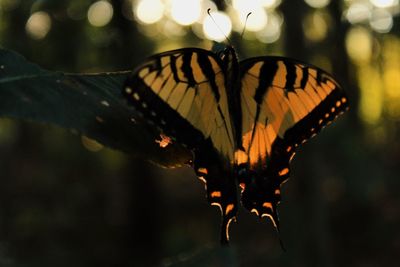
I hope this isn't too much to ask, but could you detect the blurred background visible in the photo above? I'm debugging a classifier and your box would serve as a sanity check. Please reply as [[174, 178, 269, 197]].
[[0, 0, 399, 266]]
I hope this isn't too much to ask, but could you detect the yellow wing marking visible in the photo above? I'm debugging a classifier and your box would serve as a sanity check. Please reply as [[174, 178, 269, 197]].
[[137, 51, 235, 161]]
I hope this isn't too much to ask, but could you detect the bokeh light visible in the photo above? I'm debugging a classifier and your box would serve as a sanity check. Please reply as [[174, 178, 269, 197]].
[[256, 11, 282, 43], [345, 3, 371, 24], [135, 0, 164, 24], [196, 0, 218, 23], [304, 0, 331, 8], [170, 0, 201, 26], [261, 0, 282, 9], [358, 66, 383, 124], [384, 68, 400, 98], [369, 8, 393, 33], [233, 0, 263, 13], [87, 0, 114, 27], [127, 0, 284, 44], [345, 26, 373, 64], [303, 11, 328, 42], [25, 11, 51, 40], [383, 36, 400, 117], [370, 0, 399, 8], [239, 8, 268, 32], [202, 11, 232, 41], [162, 20, 186, 37]]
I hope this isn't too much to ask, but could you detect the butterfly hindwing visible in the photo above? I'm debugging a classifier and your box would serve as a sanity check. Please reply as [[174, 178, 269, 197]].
[[237, 57, 348, 226]]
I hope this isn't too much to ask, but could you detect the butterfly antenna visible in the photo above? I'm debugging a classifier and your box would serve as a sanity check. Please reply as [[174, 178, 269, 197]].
[[240, 12, 252, 39], [207, 8, 232, 45], [274, 223, 286, 252], [277, 230, 287, 252]]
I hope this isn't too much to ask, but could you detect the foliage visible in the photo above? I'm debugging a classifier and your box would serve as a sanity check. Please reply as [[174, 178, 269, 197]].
[[0, 48, 191, 167]]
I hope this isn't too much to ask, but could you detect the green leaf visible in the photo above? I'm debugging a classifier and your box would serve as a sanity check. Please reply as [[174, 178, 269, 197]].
[[0, 48, 191, 168]]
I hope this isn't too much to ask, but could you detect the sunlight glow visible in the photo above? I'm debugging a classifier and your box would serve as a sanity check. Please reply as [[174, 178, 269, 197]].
[[304, 0, 331, 8], [25, 11, 51, 40], [345, 27, 372, 64], [170, 0, 201, 25], [370, 0, 399, 8], [87, 1, 113, 27], [135, 0, 164, 24], [232, 0, 269, 32], [369, 8, 393, 33], [345, 3, 371, 24], [239, 8, 268, 32], [383, 36, 400, 111], [197, 0, 218, 23], [203, 11, 232, 41], [162, 20, 186, 36], [261, 0, 281, 9], [256, 11, 282, 43], [385, 68, 400, 98], [232, 0, 263, 13], [303, 11, 328, 42], [358, 66, 383, 124]]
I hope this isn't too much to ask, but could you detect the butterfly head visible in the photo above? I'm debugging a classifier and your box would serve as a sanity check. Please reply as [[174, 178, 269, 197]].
[[219, 45, 237, 65], [238, 166, 283, 228]]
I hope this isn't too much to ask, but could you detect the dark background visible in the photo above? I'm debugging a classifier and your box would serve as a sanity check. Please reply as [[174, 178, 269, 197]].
[[0, 0, 399, 266]]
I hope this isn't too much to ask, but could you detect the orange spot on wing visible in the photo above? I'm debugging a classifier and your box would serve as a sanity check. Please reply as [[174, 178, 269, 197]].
[[197, 167, 208, 175], [211, 191, 221, 198], [262, 202, 273, 210], [155, 134, 172, 148], [279, 168, 289, 176], [225, 204, 234, 215]]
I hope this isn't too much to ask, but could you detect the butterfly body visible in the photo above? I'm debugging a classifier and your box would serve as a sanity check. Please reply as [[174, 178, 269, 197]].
[[123, 45, 348, 244]]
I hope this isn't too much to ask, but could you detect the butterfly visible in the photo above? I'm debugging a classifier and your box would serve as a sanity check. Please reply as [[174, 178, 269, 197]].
[[123, 45, 348, 244]]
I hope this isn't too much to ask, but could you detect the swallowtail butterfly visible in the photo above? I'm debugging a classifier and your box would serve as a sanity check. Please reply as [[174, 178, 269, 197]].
[[123, 45, 348, 244]]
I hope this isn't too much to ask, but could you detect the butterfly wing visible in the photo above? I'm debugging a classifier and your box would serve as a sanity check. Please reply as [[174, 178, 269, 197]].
[[124, 48, 235, 159], [123, 48, 238, 243], [237, 57, 348, 227]]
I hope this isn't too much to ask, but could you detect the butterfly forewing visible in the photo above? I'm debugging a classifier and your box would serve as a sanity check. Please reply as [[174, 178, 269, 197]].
[[239, 57, 348, 167], [124, 48, 235, 162]]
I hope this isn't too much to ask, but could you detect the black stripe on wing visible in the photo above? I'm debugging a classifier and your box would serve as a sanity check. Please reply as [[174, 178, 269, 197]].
[[123, 48, 235, 159], [239, 56, 348, 167], [125, 74, 203, 148]]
